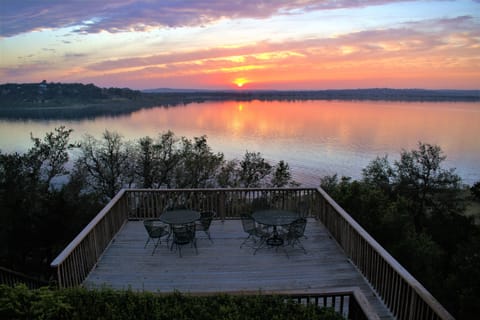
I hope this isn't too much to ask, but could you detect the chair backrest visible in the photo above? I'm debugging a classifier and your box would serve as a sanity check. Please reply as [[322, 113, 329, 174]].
[[240, 215, 256, 233], [172, 224, 195, 244], [143, 219, 167, 238], [289, 218, 307, 238], [199, 211, 215, 229]]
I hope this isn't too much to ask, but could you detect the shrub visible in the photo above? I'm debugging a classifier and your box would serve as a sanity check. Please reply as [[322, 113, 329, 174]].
[[0, 285, 343, 320], [471, 181, 480, 200]]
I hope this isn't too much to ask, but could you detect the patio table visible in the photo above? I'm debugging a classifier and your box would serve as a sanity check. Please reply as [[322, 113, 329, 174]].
[[160, 209, 200, 225], [252, 209, 299, 246]]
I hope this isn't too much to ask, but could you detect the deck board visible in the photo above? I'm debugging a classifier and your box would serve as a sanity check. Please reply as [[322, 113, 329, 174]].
[[85, 219, 393, 319]]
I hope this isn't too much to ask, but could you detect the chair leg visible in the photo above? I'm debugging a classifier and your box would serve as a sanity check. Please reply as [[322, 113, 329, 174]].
[[240, 235, 253, 248], [151, 238, 162, 255], [253, 237, 266, 255], [291, 239, 307, 254], [193, 239, 198, 255], [205, 231, 213, 243], [144, 237, 151, 248]]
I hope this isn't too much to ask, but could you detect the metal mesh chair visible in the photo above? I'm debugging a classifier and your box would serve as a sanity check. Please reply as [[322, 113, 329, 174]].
[[284, 218, 307, 254], [171, 223, 198, 257], [143, 219, 169, 255], [240, 214, 268, 249], [196, 210, 216, 243]]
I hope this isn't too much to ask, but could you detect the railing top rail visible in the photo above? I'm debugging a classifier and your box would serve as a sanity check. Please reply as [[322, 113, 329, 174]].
[[315, 187, 454, 320], [123, 187, 318, 192], [50, 189, 127, 268], [181, 286, 365, 296]]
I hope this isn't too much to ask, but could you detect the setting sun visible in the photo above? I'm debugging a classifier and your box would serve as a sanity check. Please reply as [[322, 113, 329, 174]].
[[233, 78, 248, 88]]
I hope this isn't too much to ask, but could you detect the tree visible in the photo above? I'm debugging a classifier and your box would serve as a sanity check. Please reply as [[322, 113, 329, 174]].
[[238, 151, 272, 187], [217, 159, 240, 188], [134, 136, 156, 188], [394, 142, 462, 231], [28, 126, 77, 191], [0, 127, 99, 277], [471, 181, 480, 200], [271, 160, 299, 187], [361, 155, 394, 195], [134, 131, 182, 188], [75, 130, 134, 200], [153, 131, 181, 188], [175, 135, 224, 188]]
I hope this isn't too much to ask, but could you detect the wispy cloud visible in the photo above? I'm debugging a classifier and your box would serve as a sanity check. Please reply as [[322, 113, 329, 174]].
[[1, 0, 409, 37], [79, 15, 479, 73]]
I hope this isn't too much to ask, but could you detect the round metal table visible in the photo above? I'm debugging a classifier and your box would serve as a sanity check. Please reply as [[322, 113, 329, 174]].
[[160, 209, 200, 225], [252, 209, 299, 246]]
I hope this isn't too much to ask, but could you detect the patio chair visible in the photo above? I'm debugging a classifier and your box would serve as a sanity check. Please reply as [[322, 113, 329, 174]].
[[283, 218, 307, 254], [171, 223, 198, 257], [143, 219, 170, 255], [196, 210, 216, 243], [240, 214, 268, 249]]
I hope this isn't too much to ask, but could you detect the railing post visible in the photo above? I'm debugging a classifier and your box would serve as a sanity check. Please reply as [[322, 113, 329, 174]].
[[218, 190, 226, 221]]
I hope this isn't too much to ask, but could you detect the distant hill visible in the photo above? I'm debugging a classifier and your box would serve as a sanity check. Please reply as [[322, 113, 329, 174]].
[[142, 88, 217, 93], [1, 82, 478, 119], [0, 81, 142, 107]]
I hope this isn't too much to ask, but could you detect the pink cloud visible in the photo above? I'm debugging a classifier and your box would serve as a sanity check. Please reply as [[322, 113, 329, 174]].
[[1, 0, 411, 37]]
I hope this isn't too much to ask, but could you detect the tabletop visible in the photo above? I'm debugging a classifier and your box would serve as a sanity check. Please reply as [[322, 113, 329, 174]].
[[252, 209, 299, 227], [160, 209, 200, 225]]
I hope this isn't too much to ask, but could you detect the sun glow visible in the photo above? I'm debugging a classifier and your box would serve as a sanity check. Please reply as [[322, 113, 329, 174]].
[[234, 77, 248, 87]]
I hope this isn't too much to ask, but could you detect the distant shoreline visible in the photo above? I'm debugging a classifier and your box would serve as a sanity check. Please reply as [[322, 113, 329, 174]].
[[1, 82, 479, 120]]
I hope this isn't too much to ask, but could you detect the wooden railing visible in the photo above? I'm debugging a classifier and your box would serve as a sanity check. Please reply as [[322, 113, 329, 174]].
[[194, 287, 379, 320], [285, 289, 379, 320], [125, 188, 321, 220], [50, 190, 129, 288], [50, 187, 454, 319], [315, 187, 454, 320], [0, 266, 49, 289]]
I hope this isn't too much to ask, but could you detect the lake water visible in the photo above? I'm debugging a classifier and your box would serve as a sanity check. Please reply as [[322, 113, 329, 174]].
[[1, 100, 479, 186]]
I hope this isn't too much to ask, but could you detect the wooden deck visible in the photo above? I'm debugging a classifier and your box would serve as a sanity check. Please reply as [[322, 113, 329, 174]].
[[85, 218, 393, 319]]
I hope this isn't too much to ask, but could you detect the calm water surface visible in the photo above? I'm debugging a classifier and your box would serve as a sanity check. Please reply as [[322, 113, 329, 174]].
[[1, 100, 479, 186]]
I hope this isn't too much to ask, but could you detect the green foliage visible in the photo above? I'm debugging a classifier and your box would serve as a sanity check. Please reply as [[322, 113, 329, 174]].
[[133, 131, 181, 188], [74, 130, 134, 199], [0, 128, 102, 277], [175, 135, 224, 188], [471, 181, 480, 200], [0, 82, 140, 109], [217, 159, 240, 187], [271, 160, 299, 187], [394, 142, 462, 231], [238, 151, 272, 187], [0, 285, 343, 320], [321, 142, 480, 318]]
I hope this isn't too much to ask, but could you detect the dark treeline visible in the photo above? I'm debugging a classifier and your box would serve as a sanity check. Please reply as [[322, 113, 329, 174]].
[[1, 82, 479, 119], [0, 127, 479, 318], [320, 143, 480, 319]]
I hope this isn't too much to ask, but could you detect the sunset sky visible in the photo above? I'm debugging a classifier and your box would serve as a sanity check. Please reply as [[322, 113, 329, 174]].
[[1, 0, 479, 90]]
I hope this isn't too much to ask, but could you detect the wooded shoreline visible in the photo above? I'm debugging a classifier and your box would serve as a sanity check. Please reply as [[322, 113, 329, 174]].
[[1, 82, 479, 119]]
